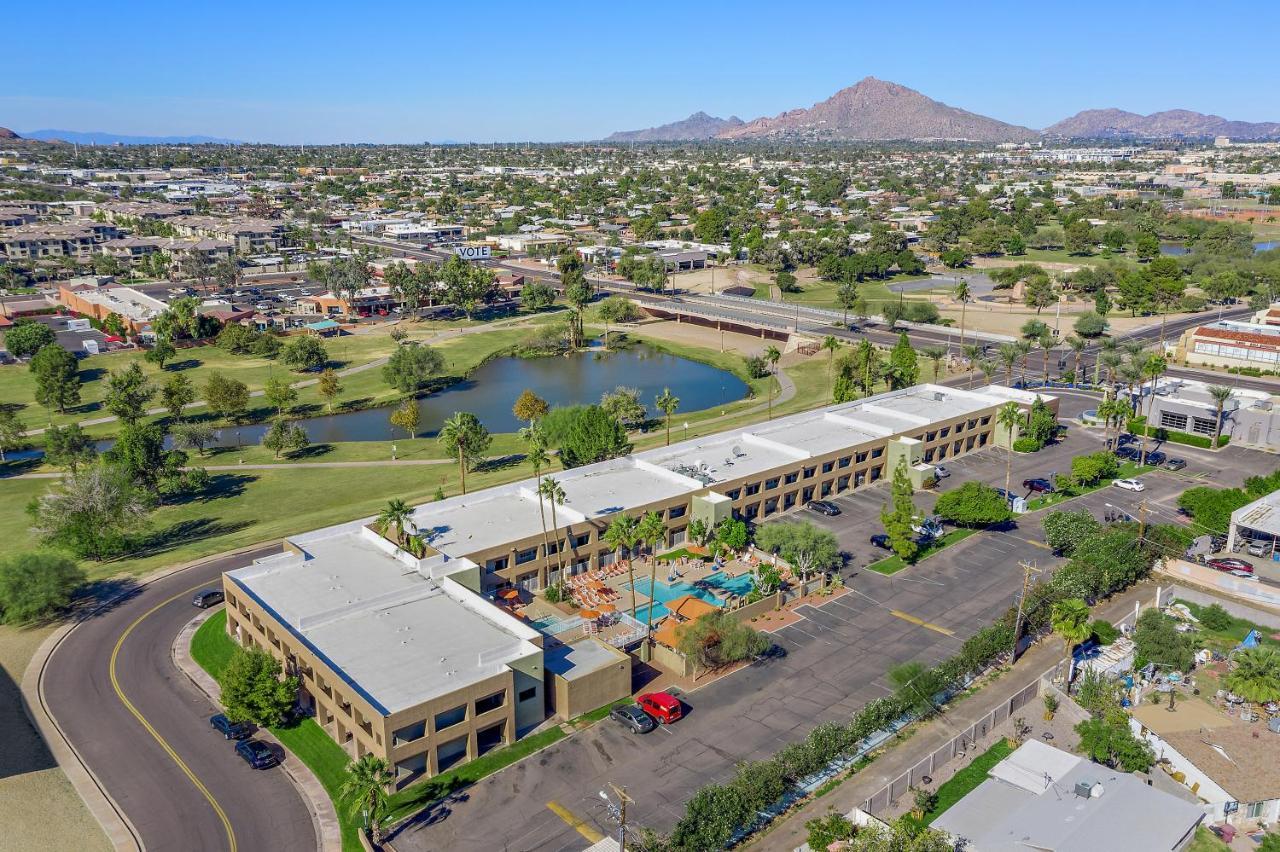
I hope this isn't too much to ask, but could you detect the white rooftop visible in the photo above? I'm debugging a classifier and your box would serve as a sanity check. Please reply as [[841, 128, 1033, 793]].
[[1232, 489, 1280, 538]]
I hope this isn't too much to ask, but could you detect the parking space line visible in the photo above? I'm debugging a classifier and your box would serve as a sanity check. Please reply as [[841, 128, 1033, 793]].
[[547, 801, 604, 843], [889, 609, 956, 636]]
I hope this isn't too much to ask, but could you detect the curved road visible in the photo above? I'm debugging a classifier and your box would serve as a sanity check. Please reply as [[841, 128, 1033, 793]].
[[41, 546, 315, 852]]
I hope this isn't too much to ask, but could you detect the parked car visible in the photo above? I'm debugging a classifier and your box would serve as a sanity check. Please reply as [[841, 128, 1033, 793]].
[[235, 739, 277, 769], [933, 464, 951, 479], [1164, 458, 1187, 471], [609, 704, 656, 734], [1117, 433, 1137, 446], [636, 692, 683, 724], [870, 533, 892, 550], [1112, 478, 1145, 492], [1228, 569, 1259, 581], [1209, 558, 1253, 573], [192, 589, 224, 608], [1143, 451, 1167, 466], [1022, 478, 1054, 494], [994, 487, 1016, 504], [1114, 446, 1140, 461], [210, 714, 252, 740], [1247, 539, 1270, 558], [806, 500, 840, 517]]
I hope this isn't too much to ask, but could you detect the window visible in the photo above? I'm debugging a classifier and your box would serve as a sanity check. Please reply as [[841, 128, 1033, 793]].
[[515, 547, 538, 565], [837, 475, 850, 491], [726, 488, 741, 500], [803, 466, 816, 479], [838, 456, 852, 468], [939, 426, 951, 438], [783, 493, 796, 509], [573, 533, 590, 548], [745, 482, 761, 496], [783, 472, 798, 484], [434, 705, 467, 732], [436, 735, 468, 771], [870, 465, 883, 482], [668, 505, 686, 519], [926, 431, 937, 442], [1191, 416, 1216, 436], [1247, 801, 1266, 819], [487, 556, 508, 572], [855, 451, 868, 464], [871, 447, 884, 458], [821, 461, 835, 473], [980, 416, 991, 426], [765, 477, 780, 490], [475, 691, 506, 715], [1159, 410, 1189, 431], [393, 721, 426, 746]]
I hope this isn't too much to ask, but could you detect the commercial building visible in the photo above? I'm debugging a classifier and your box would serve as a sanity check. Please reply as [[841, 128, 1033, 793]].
[[1135, 378, 1280, 451], [1177, 319, 1280, 371], [58, 279, 167, 335]]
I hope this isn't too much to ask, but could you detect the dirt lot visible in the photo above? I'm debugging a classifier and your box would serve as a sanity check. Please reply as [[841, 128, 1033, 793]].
[[0, 624, 109, 852], [626, 317, 777, 357]]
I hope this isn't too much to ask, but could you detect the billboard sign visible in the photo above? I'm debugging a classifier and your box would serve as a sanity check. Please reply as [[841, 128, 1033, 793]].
[[454, 245, 491, 261]]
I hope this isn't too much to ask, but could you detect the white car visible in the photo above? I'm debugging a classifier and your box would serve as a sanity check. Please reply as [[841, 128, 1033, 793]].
[[1228, 569, 1259, 581], [1112, 478, 1145, 492]]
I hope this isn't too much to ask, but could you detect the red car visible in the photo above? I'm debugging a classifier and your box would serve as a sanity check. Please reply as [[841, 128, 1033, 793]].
[[637, 691, 683, 724], [1209, 559, 1253, 574]]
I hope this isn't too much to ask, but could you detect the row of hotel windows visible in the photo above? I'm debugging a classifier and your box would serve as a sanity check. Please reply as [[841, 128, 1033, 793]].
[[1194, 340, 1280, 364], [493, 505, 691, 570], [390, 685, 537, 749]]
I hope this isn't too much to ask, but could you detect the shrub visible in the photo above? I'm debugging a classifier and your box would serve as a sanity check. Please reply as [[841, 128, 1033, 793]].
[[0, 551, 86, 624], [744, 354, 770, 379], [1012, 437, 1042, 453], [934, 481, 1013, 527], [1070, 451, 1119, 486], [1197, 603, 1234, 631], [1090, 618, 1120, 645], [1043, 509, 1102, 555]]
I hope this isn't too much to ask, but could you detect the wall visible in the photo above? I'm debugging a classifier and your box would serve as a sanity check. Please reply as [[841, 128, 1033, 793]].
[[731, 591, 784, 623], [551, 647, 631, 721], [1157, 560, 1280, 610], [650, 641, 695, 678]]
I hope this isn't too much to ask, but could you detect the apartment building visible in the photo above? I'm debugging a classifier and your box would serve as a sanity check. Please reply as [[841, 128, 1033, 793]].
[[0, 222, 119, 261], [169, 215, 285, 254]]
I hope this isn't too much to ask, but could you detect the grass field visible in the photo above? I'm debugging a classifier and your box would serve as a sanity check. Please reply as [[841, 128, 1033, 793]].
[[1188, 825, 1231, 852], [901, 737, 1013, 830]]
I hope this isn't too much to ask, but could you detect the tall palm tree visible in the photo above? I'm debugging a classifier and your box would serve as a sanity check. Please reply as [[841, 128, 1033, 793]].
[[539, 477, 567, 584], [997, 343, 1021, 386], [856, 339, 879, 394], [961, 344, 983, 388], [997, 402, 1023, 499], [1208, 384, 1233, 449], [522, 427, 554, 589], [603, 514, 640, 616], [1050, 598, 1092, 679], [1098, 394, 1129, 449], [1037, 331, 1054, 386], [922, 345, 946, 383], [763, 345, 782, 419], [654, 388, 680, 447], [1064, 334, 1086, 385], [375, 499, 414, 547], [1138, 354, 1167, 465], [1225, 646, 1280, 706], [636, 511, 667, 638], [340, 754, 394, 844], [954, 277, 971, 352], [437, 411, 490, 495], [1098, 349, 1122, 389], [1015, 340, 1033, 385], [821, 335, 841, 401], [978, 358, 999, 387]]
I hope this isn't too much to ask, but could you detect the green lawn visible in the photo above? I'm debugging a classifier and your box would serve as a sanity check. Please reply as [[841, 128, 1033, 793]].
[[1175, 599, 1280, 651], [1188, 825, 1231, 852], [901, 737, 1013, 830], [867, 527, 980, 576], [1025, 459, 1151, 511]]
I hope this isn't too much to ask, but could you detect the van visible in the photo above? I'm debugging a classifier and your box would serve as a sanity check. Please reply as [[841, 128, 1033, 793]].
[[636, 692, 682, 724]]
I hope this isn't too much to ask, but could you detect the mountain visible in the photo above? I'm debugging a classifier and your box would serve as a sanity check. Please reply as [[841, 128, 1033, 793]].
[[1044, 108, 1280, 140], [605, 111, 744, 142], [0, 127, 19, 140], [20, 129, 242, 145], [717, 77, 1038, 142]]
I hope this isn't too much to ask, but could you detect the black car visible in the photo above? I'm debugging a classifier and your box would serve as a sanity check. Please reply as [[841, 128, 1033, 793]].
[[235, 739, 278, 769], [1022, 478, 1054, 494], [210, 714, 252, 740], [1164, 458, 1187, 471], [806, 500, 841, 517], [870, 533, 892, 550], [1114, 446, 1140, 461], [609, 704, 656, 734], [192, 589, 224, 608], [1143, 450, 1167, 466], [1117, 433, 1137, 446]]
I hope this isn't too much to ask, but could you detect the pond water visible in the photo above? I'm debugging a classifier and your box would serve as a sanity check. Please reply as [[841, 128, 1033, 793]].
[[1161, 241, 1277, 256]]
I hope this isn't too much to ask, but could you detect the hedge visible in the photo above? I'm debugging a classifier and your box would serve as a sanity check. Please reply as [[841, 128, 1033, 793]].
[[1126, 416, 1228, 449]]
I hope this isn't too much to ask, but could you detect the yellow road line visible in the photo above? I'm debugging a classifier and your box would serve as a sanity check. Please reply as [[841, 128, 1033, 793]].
[[890, 610, 955, 636], [110, 583, 237, 852], [547, 800, 604, 843]]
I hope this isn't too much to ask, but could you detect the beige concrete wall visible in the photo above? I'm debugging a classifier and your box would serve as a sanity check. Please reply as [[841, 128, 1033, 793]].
[[552, 647, 631, 721]]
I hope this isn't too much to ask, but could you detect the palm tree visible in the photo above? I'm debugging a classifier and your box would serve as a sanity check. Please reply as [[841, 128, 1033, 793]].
[[996, 402, 1023, 499], [978, 358, 999, 387], [821, 335, 841, 401], [961, 344, 983, 388], [1063, 335, 1086, 385], [340, 754, 394, 844], [1015, 340, 1033, 385], [1050, 598, 1092, 679], [522, 427, 554, 589], [1098, 350, 1122, 389], [603, 514, 640, 616], [1225, 646, 1280, 706], [1138, 354, 1167, 465], [856, 339, 879, 394], [954, 277, 971, 352], [437, 411, 489, 495], [1208, 384, 1233, 449], [539, 477, 567, 584], [922, 345, 946, 383], [654, 388, 680, 447], [1097, 394, 1130, 449], [636, 511, 667, 638], [998, 343, 1021, 386], [763, 345, 782, 419], [1037, 331, 1055, 386], [375, 499, 414, 546]]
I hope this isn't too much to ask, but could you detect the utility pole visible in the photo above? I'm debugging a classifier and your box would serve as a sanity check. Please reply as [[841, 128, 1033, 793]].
[[1010, 561, 1041, 664], [1138, 500, 1148, 546], [600, 783, 634, 851]]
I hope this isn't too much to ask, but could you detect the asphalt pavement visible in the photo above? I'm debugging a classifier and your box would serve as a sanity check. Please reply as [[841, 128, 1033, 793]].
[[41, 546, 314, 852]]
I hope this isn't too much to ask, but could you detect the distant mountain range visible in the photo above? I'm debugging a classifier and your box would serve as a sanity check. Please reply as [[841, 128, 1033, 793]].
[[19, 129, 242, 145], [1043, 108, 1280, 140], [0, 127, 19, 140], [605, 111, 744, 142], [603, 78, 1280, 143]]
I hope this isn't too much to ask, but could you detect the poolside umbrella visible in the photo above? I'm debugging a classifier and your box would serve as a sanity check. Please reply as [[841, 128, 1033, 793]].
[[596, 603, 616, 613], [499, 589, 521, 601], [580, 610, 600, 620]]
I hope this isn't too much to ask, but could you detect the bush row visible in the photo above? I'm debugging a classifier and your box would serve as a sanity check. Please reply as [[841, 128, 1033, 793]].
[[1126, 416, 1228, 449]]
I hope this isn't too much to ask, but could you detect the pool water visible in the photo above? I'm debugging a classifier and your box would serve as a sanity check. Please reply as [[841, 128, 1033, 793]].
[[625, 573, 756, 623]]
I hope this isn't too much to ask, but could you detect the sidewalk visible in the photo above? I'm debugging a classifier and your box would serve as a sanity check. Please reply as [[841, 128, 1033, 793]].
[[748, 582, 1163, 851]]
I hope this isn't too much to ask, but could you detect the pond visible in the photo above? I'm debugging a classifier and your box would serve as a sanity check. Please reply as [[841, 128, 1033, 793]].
[[1161, 241, 1277, 256], [72, 343, 748, 452]]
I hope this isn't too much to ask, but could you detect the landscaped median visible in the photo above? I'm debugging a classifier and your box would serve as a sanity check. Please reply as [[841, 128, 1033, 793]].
[[1025, 458, 1153, 511], [867, 527, 980, 576]]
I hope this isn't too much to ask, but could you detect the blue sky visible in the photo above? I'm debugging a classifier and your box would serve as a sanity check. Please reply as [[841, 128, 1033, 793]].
[[5, 0, 1278, 144]]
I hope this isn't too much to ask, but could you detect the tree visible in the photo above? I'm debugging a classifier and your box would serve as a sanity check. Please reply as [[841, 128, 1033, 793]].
[[676, 611, 770, 674], [160, 373, 196, 421], [341, 755, 394, 844], [520, 280, 556, 312], [1064, 219, 1095, 255], [28, 464, 149, 560], [0, 406, 24, 462], [600, 386, 646, 428], [1133, 609, 1194, 671], [716, 517, 749, 553], [170, 421, 215, 457], [934, 482, 1012, 527], [805, 810, 855, 851], [604, 514, 641, 616], [637, 510, 667, 635], [821, 335, 842, 400], [389, 399, 420, 439], [1138, 354, 1167, 465], [561, 253, 594, 347], [203, 373, 250, 422], [1051, 598, 1092, 673], [1024, 275, 1056, 313], [381, 341, 444, 393], [886, 332, 918, 389], [1063, 334, 1086, 382], [43, 423, 95, 471], [1135, 232, 1160, 261], [218, 645, 298, 727], [1043, 509, 1102, 555], [440, 255, 495, 319], [596, 296, 640, 348], [542, 405, 632, 468], [4, 321, 56, 358], [522, 427, 554, 584], [1069, 450, 1118, 487], [537, 476, 567, 583], [1225, 647, 1280, 705], [509, 390, 549, 430], [281, 336, 328, 372], [0, 551, 86, 624], [30, 344, 82, 414], [940, 247, 970, 268], [437, 411, 490, 494], [753, 520, 841, 580], [836, 280, 862, 328], [654, 388, 680, 447], [103, 362, 156, 425], [375, 499, 414, 546], [1208, 384, 1233, 448], [996, 401, 1023, 499], [317, 368, 343, 412], [144, 335, 177, 370], [921, 345, 946, 382], [1075, 708, 1154, 772], [763, 345, 781, 419], [880, 457, 919, 561], [1024, 396, 1058, 448], [261, 417, 309, 459], [263, 376, 298, 416]]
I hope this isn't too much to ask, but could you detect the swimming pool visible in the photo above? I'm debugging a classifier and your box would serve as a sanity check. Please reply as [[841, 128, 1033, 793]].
[[625, 572, 757, 623]]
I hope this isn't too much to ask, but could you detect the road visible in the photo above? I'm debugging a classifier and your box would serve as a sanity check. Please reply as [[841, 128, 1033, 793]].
[[41, 546, 314, 852]]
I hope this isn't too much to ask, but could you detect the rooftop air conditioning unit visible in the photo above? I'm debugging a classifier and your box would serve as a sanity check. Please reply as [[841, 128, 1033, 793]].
[[934, 392, 946, 401]]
